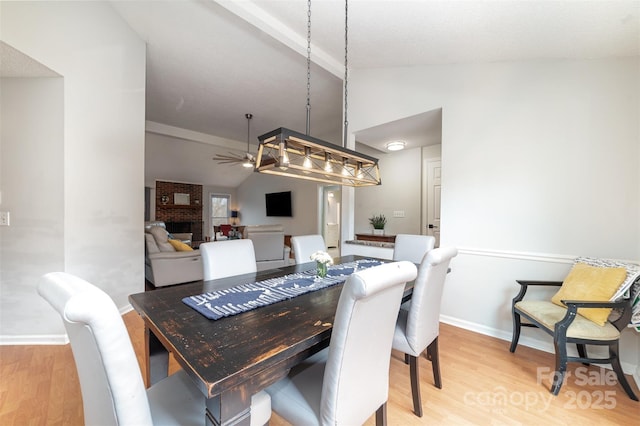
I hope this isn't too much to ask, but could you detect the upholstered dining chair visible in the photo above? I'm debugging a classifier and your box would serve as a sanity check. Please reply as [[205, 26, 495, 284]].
[[200, 239, 257, 280], [214, 223, 233, 241], [392, 247, 458, 417], [393, 234, 436, 264], [265, 261, 418, 426], [291, 234, 327, 264], [510, 258, 639, 401], [37, 272, 271, 426]]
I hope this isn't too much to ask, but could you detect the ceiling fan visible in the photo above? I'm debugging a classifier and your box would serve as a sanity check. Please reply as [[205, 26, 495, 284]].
[[213, 113, 255, 168]]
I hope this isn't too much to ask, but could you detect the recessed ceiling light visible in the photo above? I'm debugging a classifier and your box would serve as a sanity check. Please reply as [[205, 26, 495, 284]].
[[385, 141, 406, 151]]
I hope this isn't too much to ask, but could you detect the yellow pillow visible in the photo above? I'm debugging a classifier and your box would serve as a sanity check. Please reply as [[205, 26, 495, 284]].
[[551, 263, 626, 326], [168, 239, 194, 252]]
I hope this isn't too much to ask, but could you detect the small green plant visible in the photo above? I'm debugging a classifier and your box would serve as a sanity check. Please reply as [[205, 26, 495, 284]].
[[369, 214, 387, 230]]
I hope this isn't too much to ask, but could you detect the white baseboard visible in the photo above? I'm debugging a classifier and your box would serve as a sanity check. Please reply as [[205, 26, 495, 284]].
[[440, 314, 640, 390], [0, 303, 136, 346], [119, 303, 134, 315], [0, 334, 68, 345]]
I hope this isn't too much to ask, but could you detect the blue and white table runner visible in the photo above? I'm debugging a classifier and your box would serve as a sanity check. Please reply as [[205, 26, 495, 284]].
[[183, 259, 384, 320]]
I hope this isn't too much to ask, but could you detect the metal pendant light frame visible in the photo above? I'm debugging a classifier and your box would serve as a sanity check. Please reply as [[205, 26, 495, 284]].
[[254, 0, 381, 187]]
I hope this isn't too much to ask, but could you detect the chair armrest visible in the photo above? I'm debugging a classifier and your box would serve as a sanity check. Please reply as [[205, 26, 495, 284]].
[[512, 280, 563, 305], [556, 298, 631, 334], [561, 299, 628, 309], [148, 250, 200, 260], [516, 280, 563, 287]]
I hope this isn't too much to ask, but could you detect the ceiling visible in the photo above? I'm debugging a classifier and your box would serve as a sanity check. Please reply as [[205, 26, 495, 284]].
[[6, 1, 638, 186], [0, 42, 60, 77]]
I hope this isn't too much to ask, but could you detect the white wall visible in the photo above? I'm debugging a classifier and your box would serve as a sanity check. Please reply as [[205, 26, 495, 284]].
[[349, 59, 640, 372], [0, 1, 146, 342], [236, 172, 321, 237], [354, 145, 424, 235], [1, 77, 65, 338]]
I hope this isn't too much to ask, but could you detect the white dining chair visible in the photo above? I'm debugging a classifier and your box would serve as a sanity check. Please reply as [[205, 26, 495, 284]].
[[393, 234, 436, 264], [37, 272, 271, 426], [392, 247, 458, 417], [291, 234, 326, 264], [265, 261, 418, 426], [200, 239, 257, 280]]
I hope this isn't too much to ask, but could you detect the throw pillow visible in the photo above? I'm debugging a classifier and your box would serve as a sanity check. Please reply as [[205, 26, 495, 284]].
[[168, 239, 194, 252], [551, 263, 627, 326]]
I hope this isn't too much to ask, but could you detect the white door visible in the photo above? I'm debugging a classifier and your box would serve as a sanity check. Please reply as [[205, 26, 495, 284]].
[[425, 159, 441, 247]]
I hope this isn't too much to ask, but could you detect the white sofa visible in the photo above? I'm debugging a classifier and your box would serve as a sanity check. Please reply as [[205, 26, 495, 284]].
[[144, 221, 203, 287], [243, 224, 291, 271]]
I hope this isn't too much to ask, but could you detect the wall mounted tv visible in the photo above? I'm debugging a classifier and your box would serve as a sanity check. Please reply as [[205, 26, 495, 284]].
[[265, 191, 292, 217]]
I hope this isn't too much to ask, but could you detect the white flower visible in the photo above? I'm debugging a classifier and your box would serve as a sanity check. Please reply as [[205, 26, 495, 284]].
[[310, 250, 333, 265]]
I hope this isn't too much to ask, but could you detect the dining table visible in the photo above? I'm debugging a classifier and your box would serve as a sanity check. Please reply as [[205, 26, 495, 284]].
[[129, 255, 412, 426]]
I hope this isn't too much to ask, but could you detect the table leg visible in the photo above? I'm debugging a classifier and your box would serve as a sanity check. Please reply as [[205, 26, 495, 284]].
[[205, 388, 252, 426], [145, 326, 169, 387]]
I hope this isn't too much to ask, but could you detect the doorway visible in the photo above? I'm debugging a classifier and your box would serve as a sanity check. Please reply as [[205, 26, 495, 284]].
[[423, 159, 441, 247], [321, 185, 341, 256]]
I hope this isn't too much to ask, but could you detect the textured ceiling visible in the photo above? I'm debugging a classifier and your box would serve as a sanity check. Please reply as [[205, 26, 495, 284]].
[[0, 41, 59, 77], [111, 0, 639, 146], [7, 1, 637, 187], [110, 0, 639, 186]]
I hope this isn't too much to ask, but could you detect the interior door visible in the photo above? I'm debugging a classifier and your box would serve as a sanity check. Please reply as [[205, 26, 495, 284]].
[[426, 159, 441, 247]]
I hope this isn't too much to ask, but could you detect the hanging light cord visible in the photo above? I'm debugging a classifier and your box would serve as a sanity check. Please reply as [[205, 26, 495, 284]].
[[343, 0, 349, 148], [306, 0, 312, 136], [245, 113, 252, 151]]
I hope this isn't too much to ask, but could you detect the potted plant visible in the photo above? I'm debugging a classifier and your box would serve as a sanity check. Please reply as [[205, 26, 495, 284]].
[[369, 214, 387, 235]]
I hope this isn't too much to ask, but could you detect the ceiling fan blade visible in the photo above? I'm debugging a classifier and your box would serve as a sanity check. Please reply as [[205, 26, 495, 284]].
[[213, 151, 256, 166], [213, 153, 242, 161]]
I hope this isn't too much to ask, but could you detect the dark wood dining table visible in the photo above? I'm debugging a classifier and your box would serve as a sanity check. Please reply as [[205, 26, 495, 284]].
[[129, 255, 411, 426]]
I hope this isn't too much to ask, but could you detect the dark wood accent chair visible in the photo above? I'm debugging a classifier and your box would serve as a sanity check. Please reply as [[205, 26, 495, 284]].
[[510, 273, 639, 401]]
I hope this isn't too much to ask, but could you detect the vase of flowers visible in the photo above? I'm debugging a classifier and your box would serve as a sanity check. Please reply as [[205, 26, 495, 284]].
[[369, 214, 387, 235], [310, 250, 333, 278]]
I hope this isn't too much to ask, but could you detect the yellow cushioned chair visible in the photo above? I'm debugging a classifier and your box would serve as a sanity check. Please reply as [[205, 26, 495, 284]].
[[510, 257, 639, 401]]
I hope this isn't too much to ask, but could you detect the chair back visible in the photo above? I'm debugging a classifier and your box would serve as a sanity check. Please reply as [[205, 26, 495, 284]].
[[38, 272, 152, 425], [393, 234, 436, 264], [405, 247, 458, 353], [200, 239, 257, 280], [219, 224, 232, 237], [244, 225, 286, 262], [291, 234, 326, 264], [321, 261, 417, 425]]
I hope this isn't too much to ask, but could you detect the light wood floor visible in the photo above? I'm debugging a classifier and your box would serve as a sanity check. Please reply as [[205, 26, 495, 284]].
[[1, 312, 638, 425]]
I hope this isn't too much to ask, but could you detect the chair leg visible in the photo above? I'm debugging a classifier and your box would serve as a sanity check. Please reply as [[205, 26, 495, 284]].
[[408, 354, 423, 417], [551, 336, 568, 395], [609, 341, 639, 401], [426, 338, 442, 389], [375, 402, 387, 426], [510, 310, 521, 353], [576, 343, 589, 366]]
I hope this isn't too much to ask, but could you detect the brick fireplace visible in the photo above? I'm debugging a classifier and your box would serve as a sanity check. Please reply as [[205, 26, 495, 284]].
[[155, 180, 204, 242]]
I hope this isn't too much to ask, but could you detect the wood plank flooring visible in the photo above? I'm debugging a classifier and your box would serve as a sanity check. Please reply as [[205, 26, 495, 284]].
[[1, 312, 638, 425]]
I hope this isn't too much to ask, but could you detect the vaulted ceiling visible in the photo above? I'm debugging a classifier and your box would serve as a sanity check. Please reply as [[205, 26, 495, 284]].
[[111, 0, 638, 186]]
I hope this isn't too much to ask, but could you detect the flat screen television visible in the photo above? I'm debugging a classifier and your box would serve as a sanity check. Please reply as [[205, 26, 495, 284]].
[[265, 191, 292, 217]]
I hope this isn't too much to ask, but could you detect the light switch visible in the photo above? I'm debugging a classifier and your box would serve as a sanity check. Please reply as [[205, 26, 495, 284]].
[[0, 211, 9, 226], [393, 210, 405, 218]]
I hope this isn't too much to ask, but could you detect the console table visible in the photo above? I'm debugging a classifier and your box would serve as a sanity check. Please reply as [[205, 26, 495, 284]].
[[355, 233, 396, 243]]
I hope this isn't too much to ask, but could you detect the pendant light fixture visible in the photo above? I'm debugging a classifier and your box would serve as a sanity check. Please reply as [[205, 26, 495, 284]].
[[254, 0, 381, 187]]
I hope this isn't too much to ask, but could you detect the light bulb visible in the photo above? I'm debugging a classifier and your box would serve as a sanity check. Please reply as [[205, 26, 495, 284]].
[[324, 153, 333, 173], [341, 158, 350, 176], [303, 147, 312, 169], [279, 141, 289, 170]]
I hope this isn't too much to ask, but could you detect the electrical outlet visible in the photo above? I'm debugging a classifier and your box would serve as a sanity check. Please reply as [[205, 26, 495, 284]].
[[393, 210, 405, 218], [0, 211, 9, 226]]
